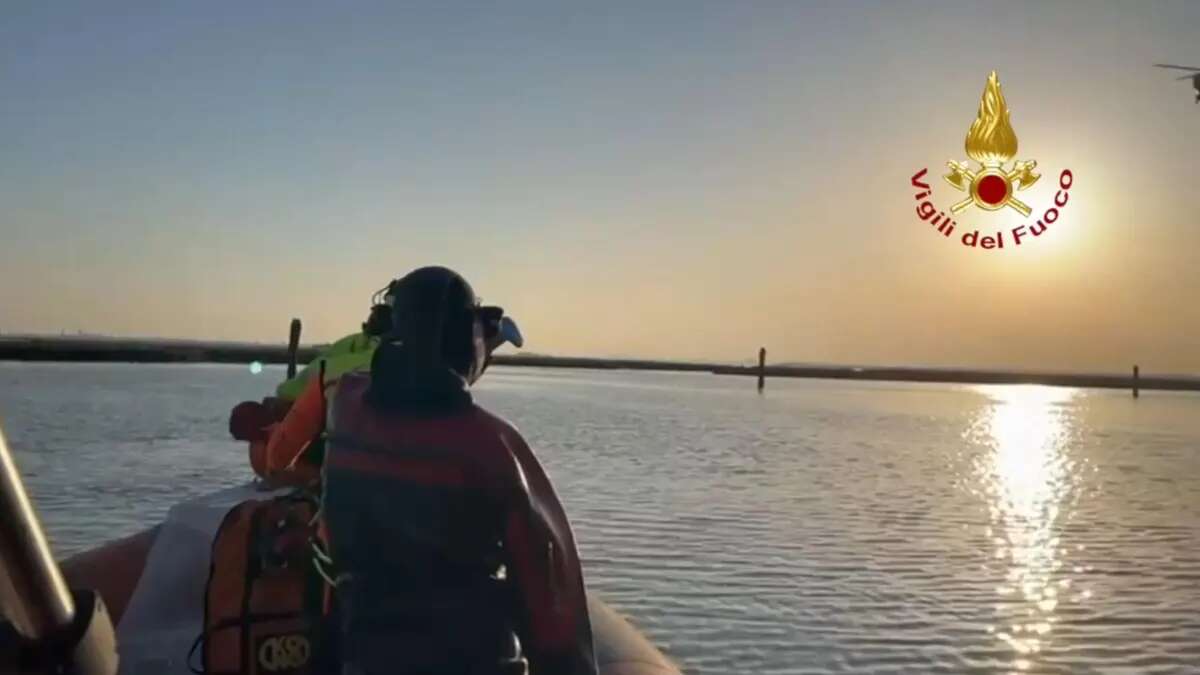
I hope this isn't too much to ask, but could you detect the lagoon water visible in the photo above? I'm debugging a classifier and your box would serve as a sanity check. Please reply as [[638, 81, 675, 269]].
[[1, 362, 1199, 674]]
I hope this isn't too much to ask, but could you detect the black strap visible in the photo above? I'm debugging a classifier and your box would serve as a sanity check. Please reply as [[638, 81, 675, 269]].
[[186, 632, 207, 674]]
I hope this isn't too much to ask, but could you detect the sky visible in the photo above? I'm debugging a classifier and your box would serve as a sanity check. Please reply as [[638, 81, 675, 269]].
[[1, 1, 1198, 374]]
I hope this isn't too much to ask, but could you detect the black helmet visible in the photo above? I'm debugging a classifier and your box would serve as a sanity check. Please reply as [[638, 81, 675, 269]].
[[384, 266, 487, 385]]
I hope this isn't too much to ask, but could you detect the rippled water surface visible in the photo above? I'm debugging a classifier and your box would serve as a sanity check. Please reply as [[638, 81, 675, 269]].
[[2, 363, 1199, 674]]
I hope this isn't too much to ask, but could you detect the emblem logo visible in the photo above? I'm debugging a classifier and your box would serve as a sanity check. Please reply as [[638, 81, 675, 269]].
[[944, 71, 1039, 216], [909, 71, 1074, 251], [257, 633, 311, 673]]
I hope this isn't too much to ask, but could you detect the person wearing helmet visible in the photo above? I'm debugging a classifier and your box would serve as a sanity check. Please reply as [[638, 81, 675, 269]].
[[229, 283, 524, 485], [248, 278, 522, 484], [318, 266, 596, 674], [275, 278, 501, 403]]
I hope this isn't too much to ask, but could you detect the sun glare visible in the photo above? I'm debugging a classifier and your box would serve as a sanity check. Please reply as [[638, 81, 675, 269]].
[[968, 385, 1082, 668]]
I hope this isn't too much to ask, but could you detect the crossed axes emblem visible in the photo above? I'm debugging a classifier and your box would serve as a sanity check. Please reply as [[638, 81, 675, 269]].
[[943, 160, 1040, 217]]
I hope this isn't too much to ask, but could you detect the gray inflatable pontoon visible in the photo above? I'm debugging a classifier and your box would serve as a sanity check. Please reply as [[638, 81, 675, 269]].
[[61, 483, 681, 675]]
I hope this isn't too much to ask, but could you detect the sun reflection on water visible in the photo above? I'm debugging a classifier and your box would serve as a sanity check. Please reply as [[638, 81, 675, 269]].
[[968, 385, 1083, 669]]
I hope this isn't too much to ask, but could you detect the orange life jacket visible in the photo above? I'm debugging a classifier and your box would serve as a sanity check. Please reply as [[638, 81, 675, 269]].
[[191, 492, 328, 675], [256, 361, 334, 486]]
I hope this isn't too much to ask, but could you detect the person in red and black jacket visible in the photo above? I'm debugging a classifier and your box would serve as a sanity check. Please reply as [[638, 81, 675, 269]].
[[320, 266, 597, 675]]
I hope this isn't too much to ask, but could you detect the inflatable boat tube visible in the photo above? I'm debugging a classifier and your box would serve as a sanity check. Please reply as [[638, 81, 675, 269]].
[[60, 483, 681, 675]]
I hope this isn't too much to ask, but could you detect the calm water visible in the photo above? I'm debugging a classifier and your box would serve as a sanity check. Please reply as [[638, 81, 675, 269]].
[[1, 363, 1199, 674]]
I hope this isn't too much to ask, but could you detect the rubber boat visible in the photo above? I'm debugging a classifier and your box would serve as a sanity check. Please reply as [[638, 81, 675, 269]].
[[2, 323, 680, 673], [53, 480, 681, 675]]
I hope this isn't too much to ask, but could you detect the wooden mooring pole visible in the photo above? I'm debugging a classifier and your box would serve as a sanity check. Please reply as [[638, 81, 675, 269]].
[[757, 347, 766, 392], [286, 318, 302, 379], [1132, 364, 1139, 398]]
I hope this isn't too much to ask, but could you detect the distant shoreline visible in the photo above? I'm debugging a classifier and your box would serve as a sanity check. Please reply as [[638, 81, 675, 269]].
[[0, 336, 1196, 392]]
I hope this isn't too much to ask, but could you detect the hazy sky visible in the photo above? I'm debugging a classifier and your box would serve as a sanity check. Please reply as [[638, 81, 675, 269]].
[[2, 1, 1198, 373]]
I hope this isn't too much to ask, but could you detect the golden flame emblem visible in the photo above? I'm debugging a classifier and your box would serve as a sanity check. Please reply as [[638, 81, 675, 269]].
[[944, 71, 1039, 216], [966, 71, 1018, 165]]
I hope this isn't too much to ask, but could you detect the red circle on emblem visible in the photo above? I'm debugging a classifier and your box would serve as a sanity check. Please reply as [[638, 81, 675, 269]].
[[977, 175, 1008, 205]]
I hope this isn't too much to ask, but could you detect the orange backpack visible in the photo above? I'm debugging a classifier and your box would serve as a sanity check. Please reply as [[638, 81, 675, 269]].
[[190, 493, 329, 675]]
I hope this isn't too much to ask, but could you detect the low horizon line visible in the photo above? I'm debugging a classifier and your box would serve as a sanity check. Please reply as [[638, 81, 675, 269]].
[[0, 332, 1196, 381]]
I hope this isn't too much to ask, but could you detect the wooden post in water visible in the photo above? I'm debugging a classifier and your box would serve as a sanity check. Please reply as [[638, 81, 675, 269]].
[[757, 347, 766, 392], [1132, 364, 1139, 398], [286, 318, 302, 379]]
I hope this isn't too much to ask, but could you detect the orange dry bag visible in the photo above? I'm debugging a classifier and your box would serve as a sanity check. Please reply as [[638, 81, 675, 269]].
[[190, 493, 328, 675]]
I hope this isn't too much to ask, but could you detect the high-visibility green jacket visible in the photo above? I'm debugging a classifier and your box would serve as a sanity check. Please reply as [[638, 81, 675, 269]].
[[275, 332, 379, 401]]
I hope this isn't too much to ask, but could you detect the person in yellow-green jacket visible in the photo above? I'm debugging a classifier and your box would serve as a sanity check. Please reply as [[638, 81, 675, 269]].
[[228, 290, 394, 480], [273, 301, 394, 401]]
